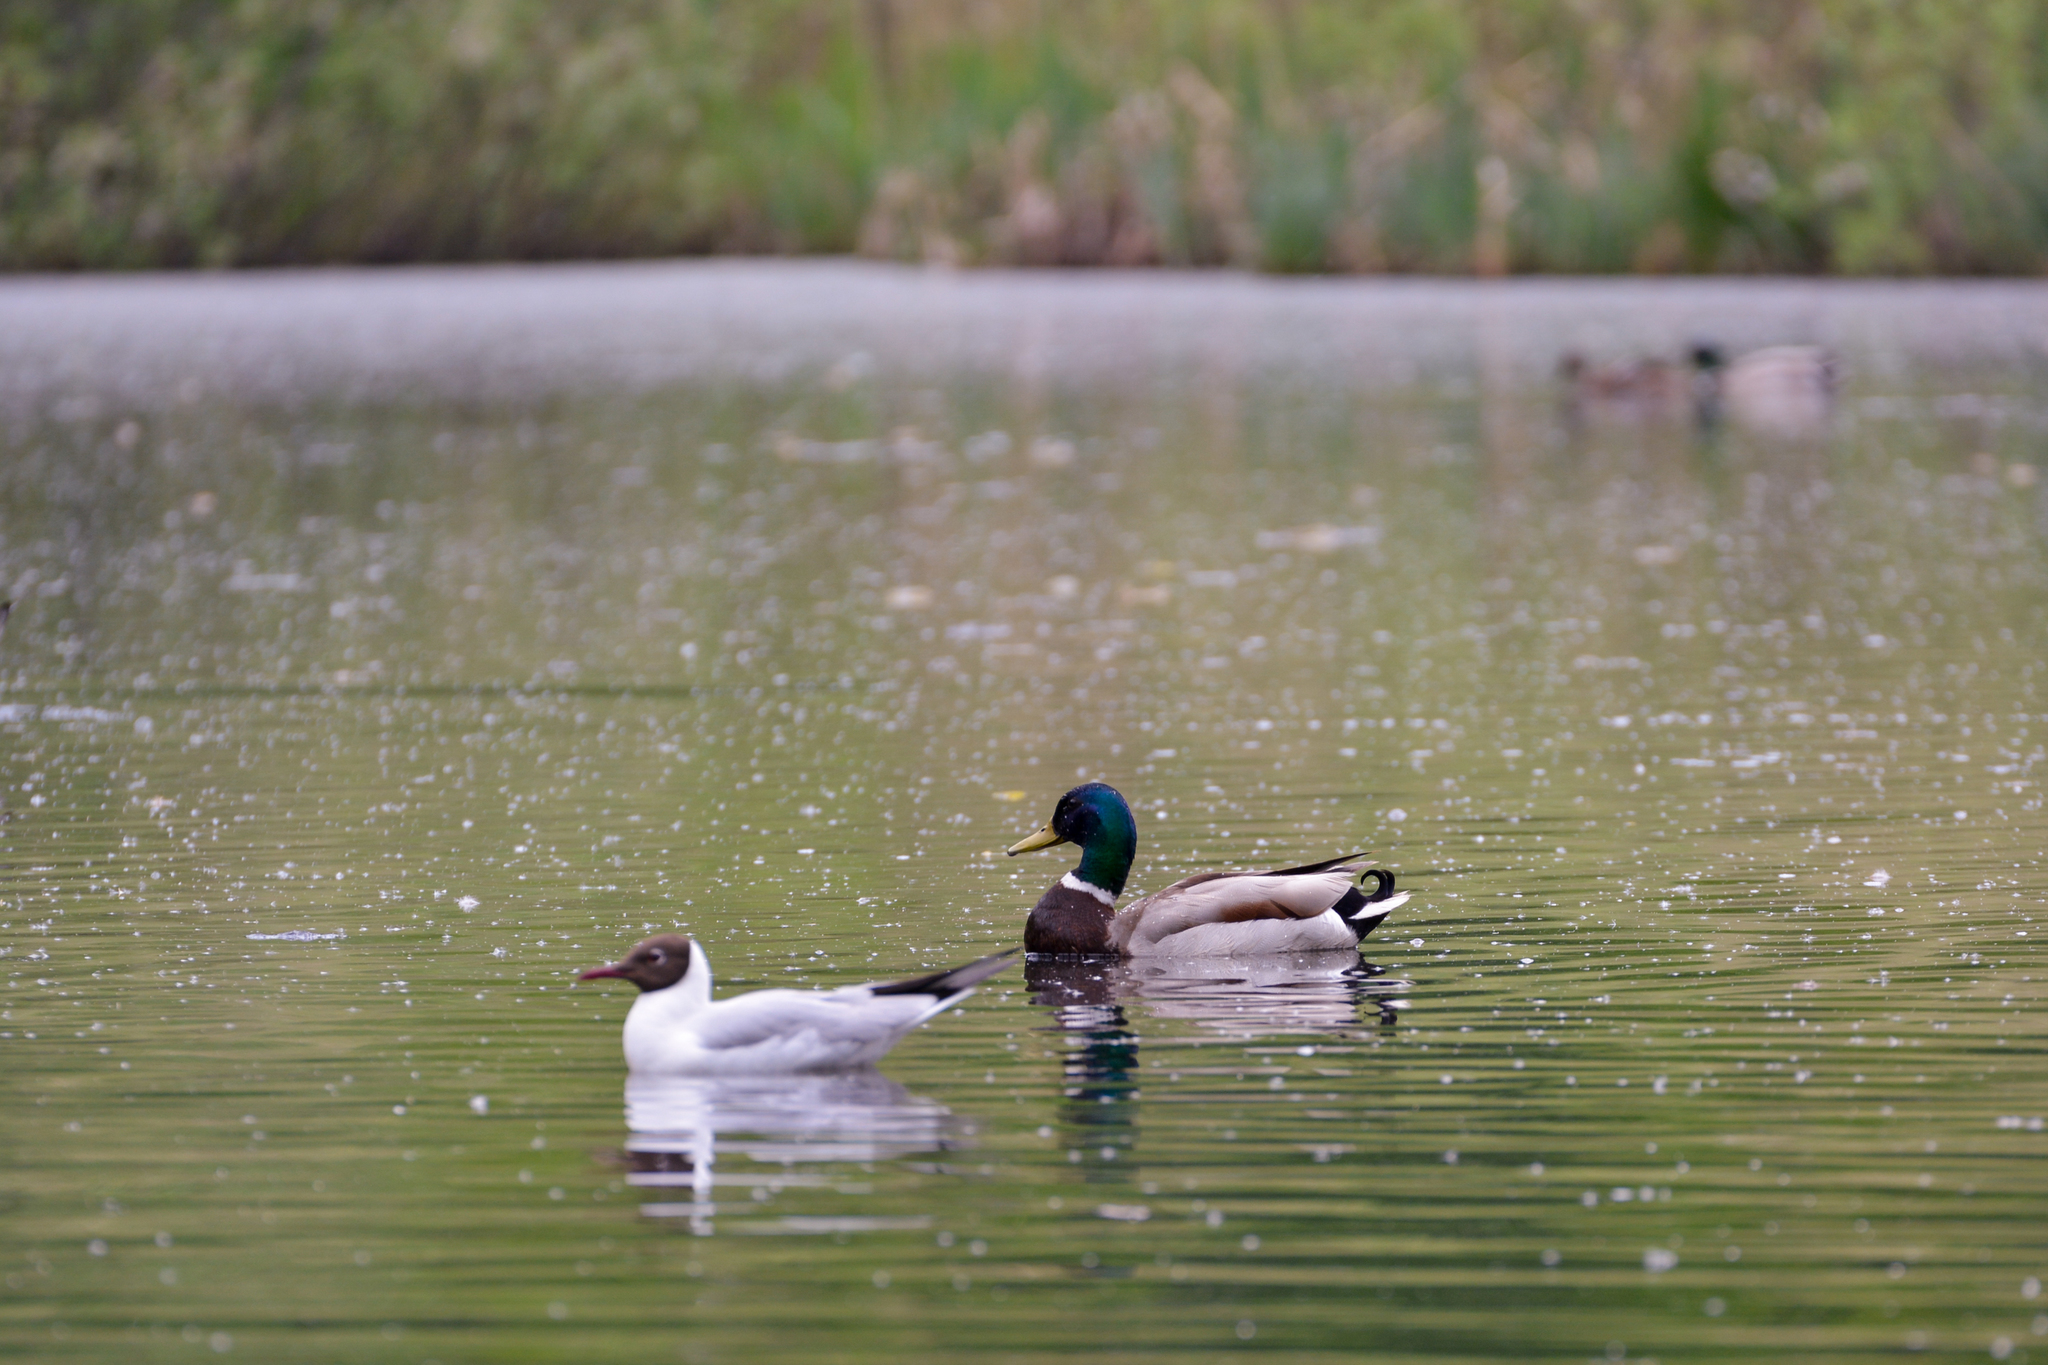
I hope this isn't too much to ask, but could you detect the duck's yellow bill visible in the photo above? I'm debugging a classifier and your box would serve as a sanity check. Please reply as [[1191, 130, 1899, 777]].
[[1006, 822, 1068, 855]]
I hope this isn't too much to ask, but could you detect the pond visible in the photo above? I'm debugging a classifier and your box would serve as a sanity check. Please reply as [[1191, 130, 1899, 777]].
[[2, 266, 2046, 1363]]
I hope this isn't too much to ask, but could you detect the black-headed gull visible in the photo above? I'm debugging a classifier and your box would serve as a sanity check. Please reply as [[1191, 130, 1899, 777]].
[[578, 934, 1019, 1074]]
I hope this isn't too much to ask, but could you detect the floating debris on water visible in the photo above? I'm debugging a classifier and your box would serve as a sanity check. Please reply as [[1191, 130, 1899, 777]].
[[1254, 523, 1382, 553]]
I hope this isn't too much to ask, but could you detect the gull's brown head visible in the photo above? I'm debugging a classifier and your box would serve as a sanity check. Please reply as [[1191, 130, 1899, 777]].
[[578, 934, 694, 992]]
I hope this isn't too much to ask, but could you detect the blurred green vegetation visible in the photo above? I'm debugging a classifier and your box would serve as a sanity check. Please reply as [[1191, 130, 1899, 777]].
[[4, 0, 2046, 273]]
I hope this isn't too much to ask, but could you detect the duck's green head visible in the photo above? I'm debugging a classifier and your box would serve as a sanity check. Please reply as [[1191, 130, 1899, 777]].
[[1005, 781, 1136, 897]]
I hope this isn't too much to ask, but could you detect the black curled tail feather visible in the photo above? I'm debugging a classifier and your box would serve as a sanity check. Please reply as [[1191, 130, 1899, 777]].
[[1267, 851, 1372, 877], [1331, 869, 1398, 922]]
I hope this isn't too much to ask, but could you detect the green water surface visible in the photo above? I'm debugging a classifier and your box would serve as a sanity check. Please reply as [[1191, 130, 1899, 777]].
[[3, 274, 2046, 1363]]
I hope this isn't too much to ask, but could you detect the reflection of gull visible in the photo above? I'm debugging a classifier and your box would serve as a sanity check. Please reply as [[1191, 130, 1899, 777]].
[[623, 1072, 969, 1235], [625, 1071, 965, 1158]]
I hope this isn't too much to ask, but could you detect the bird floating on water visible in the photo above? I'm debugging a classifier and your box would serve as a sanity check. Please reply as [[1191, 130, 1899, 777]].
[[1557, 351, 1697, 420], [1691, 342, 1839, 437], [1006, 782, 1407, 958], [578, 934, 1018, 1074], [1558, 343, 1838, 436]]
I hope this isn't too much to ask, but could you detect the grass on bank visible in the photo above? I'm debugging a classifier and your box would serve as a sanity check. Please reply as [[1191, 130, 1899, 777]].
[[3, 0, 2045, 274]]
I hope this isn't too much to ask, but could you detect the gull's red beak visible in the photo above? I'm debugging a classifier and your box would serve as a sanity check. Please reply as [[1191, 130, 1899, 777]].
[[578, 963, 628, 981]]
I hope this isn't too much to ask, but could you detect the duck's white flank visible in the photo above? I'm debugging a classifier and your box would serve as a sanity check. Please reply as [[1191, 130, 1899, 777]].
[[1109, 868, 1410, 958]]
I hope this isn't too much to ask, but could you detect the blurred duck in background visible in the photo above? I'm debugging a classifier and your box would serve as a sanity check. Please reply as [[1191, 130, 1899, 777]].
[[1691, 342, 1840, 437], [1557, 351, 1696, 422], [1559, 343, 1839, 436]]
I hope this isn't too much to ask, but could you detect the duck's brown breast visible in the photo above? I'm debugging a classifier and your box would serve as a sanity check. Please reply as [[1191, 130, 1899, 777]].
[[1024, 884, 1115, 956]]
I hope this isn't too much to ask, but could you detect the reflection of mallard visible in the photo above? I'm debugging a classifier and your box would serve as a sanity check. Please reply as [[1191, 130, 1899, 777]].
[[1029, 954, 1405, 1041], [1122, 955, 1405, 1037], [1006, 783, 1406, 957], [1026, 959, 1139, 1178]]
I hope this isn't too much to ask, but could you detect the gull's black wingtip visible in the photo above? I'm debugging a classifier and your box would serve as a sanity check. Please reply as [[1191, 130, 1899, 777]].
[[868, 947, 1022, 998]]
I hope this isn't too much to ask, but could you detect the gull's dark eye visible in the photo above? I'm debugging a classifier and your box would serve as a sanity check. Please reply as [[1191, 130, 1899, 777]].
[[648, 949, 666, 964]]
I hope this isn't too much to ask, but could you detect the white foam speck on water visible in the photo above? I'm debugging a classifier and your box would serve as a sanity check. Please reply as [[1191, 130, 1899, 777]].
[[1095, 1203, 1151, 1222], [246, 930, 346, 941]]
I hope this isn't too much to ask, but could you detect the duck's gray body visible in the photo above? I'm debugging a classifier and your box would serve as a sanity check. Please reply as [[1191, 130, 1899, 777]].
[[1106, 859, 1405, 957]]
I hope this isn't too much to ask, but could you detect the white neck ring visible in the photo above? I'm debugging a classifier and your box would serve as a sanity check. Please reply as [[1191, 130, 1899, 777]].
[[1061, 872, 1115, 906]]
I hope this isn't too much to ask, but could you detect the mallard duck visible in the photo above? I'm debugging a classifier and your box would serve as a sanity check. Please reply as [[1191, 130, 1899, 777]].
[[579, 934, 1018, 1073], [1005, 782, 1407, 957], [1558, 351, 1695, 420], [1692, 342, 1839, 436]]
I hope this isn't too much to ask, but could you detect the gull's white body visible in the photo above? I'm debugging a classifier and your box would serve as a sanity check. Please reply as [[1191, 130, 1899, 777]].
[[1107, 868, 1411, 958], [618, 942, 988, 1075]]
